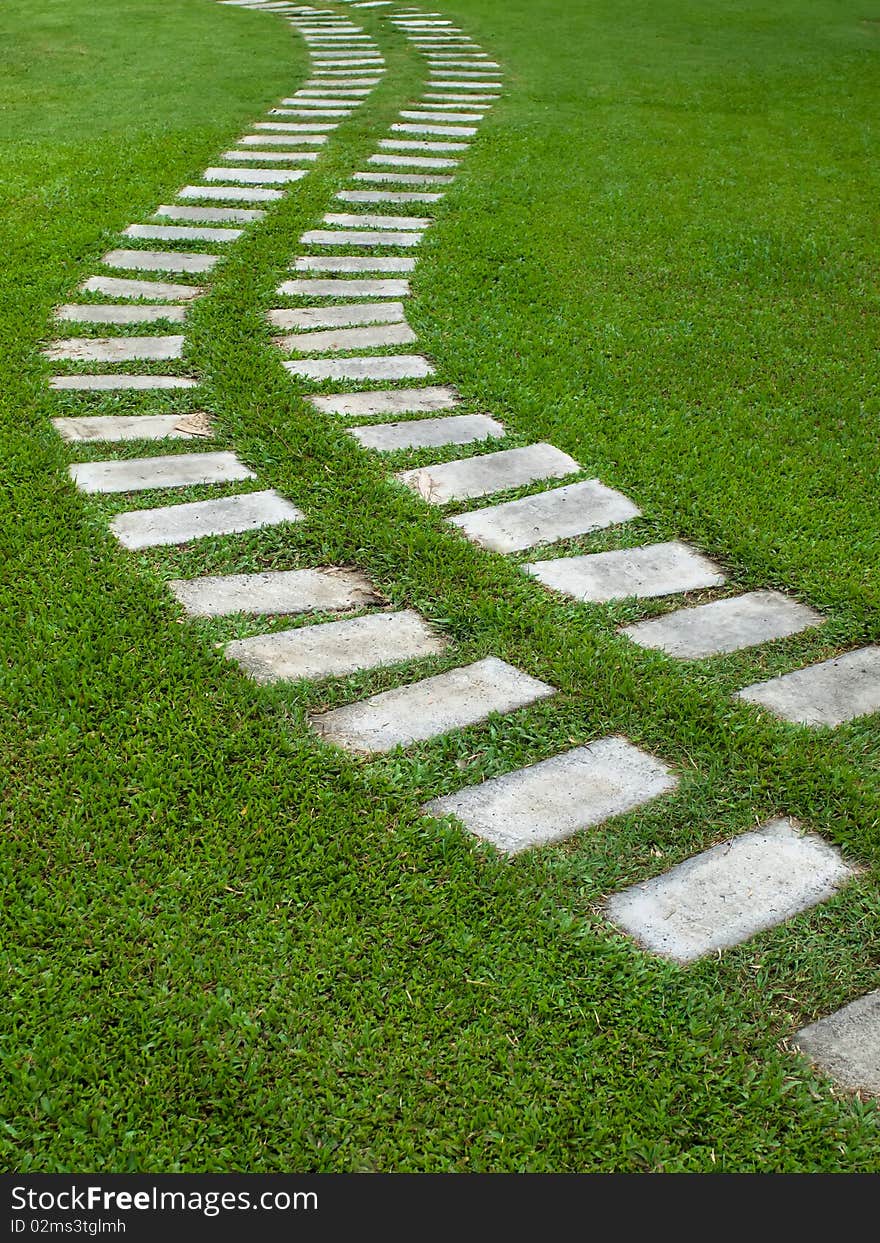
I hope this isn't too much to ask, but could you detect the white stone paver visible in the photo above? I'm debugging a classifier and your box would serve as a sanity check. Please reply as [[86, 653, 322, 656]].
[[397, 443, 579, 505], [795, 990, 880, 1097], [292, 255, 416, 272], [381, 140, 469, 154], [69, 451, 254, 494], [300, 229, 423, 247], [179, 185, 284, 202], [277, 278, 410, 298], [102, 249, 218, 274], [154, 204, 265, 223], [55, 304, 188, 325], [391, 122, 476, 137], [400, 110, 485, 122], [80, 275, 203, 300], [51, 414, 210, 443], [277, 322, 417, 353], [269, 302, 406, 330], [50, 375, 197, 391], [170, 567, 381, 617], [448, 479, 641, 553], [620, 590, 823, 659], [110, 489, 302, 549], [353, 171, 455, 185], [203, 167, 307, 184], [350, 413, 505, 451], [221, 150, 319, 163], [124, 223, 243, 243], [254, 121, 339, 131], [285, 355, 434, 382], [309, 385, 459, 417], [311, 656, 555, 753], [368, 154, 459, 170], [424, 736, 677, 855], [525, 541, 725, 603], [606, 818, 853, 962], [226, 609, 445, 683], [336, 190, 444, 205], [239, 134, 327, 145], [323, 212, 431, 230], [44, 336, 184, 363], [736, 646, 880, 726]]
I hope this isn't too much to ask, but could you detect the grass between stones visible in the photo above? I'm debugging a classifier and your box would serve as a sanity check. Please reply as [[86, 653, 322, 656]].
[[2, 0, 880, 1172]]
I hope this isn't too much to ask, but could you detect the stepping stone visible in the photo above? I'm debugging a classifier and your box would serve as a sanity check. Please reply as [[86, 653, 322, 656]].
[[44, 335, 184, 363], [50, 374, 197, 391], [124, 223, 242, 243], [155, 204, 265, 223], [253, 121, 338, 130], [336, 190, 444, 204], [80, 275, 203, 301], [323, 212, 431, 230], [424, 92, 499, 102], [101, 249, 218, 274], [300, 229, 423, 247], [400, 110, 485, 121], [221, 150, 319, 163], [55, 304, 187, 325], [526, 541, 725, 603], [277, 322, 417, 352], [310, 385, 459, 417], [226, 609, 445, 683], [620, 590, 823, 660], [285, 355, 434, 382], [170, 566, 381, 617], [424, 736, 677, 855], [736, 646, 880, 727], [606, 817, 853, 963], [391, 122, 476, 136], [178, 185, 284, 202], [368, 155, 458, 169], [269, 302, 406, 330], [794, 990, 880, 1097], [69, 451, 254, 494], [274, 99, 355, 109], [303, 78, 380, 87], [380, 140, 469, 154], [203, 167, 307, 184], [51, 414, 211, 443], [110, 489, 302, 550], [398, 443, 579, 505], [311, 655, 555, 753], [353, 171, 455, 186], [448, 479, 641, 554], [309, 59, 384, 67], [295, 88, 371, 95], [277, 278, 410, 297], [351, 413, 504, 451], [239, 133, 328, 144], [292, 256, 416, 272], [429, 81, 502, 90]]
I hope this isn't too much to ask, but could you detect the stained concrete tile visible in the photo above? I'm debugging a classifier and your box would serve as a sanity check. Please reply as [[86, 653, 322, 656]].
[[203, 166, 308, 183], [620, 590, 824, 659], [51, 414, 208, 443], [350, 413, 504, 451], [311, 656, 555, 753], [525, 541, 725, 603], [276, 278, 410, 297], [102, 249, 218, 274], [69, 451, 254, 494], [424, 736, 677, 855], [292, 256, 416, 271], [124, 223, 243, 243], [736, 646, 880, 726], [50, 374, 197, 391], [277, 321, 417, 352], [55, 304, 188, 325], [794, 990, 880, 1097], [268, 302, 406, 330], [448, 479, 641, 553], [110, 489, 302, 549], [44, 335, 184, 363], [178, 185, 285, 202], [606, 818, 853, 962], [397, 443, 578, 505], [309, 385, 459, 416], [170, 566, 382, 617], [80, 275, 203, 300], [284, 355, 434, 381], [226, 609, 445, 683], [155, 204, 265, 223]]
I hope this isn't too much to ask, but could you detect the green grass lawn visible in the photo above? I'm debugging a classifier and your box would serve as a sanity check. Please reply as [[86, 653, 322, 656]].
[[3, 0, 880, 1171]]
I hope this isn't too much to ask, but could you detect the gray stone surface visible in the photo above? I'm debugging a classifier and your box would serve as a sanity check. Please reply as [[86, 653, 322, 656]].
[[368, 154, 458, 169], [221, 150, 318, 162], [380, 140, 469, 154], [69, 451, 254, 494], [271, 108, 352, 118], [309, 385, 459, 417], [311, 656, 555, 753], [323, 212, 430, 230], [277, 322, 417, 353], [51, 414, 209, 443], [794, 990, 880, 1097], [226, 609, 445, 683], [276, 97, 356, 107], [391, 122, 476, 137], [448, 479, 641, 553], [606, 818, 853, 963], [50, 374, 196, 391], [170, 567, 381, 617], [292, 255, 416, 272], [424, 736, 677, 855], [736, 646, 880, 727], [400, 110, 487, 120], [110, 489, 302, 550], [179, 185, 284, 202], [300, 229, 423, 247], [397, 443, 579, 505], [302, 78, 380, 87], [424, 92, 499, 102], [239, 134, 327, 145], [44, 335, 184, 363], [269, 302, 405, 330], [428, 80, 501, 90], [55, 304, 188, 325], [277, 278, 410, 297], [285, 355, 434, 382], [353, 171, 455, 185], [525, 541, 725, 603], [124, 223, 242, 243], [102, 249, 218, 274], [80, 275, 203, 300], [350, 413, 504, 451], [620, 590, 824, 659], [155, 204, 265, 223], [254, 121, 338, 131], [336, 190, 444, 204], [203, 167, 307, 184]]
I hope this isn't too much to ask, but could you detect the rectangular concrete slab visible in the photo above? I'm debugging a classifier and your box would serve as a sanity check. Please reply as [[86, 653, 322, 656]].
[[268, 302, 405, 330], [323, 212, 431, 230], [300, 229, 423, 247], [424, 736, 677, 855], [353, 171, 454, 185], [620, 590, 824, 659], [794, 990, 880, 1098], [203, 167, 307, 184], [277, 278, 410, 297], [170, 567, 382, 617], [69, 451, 254, 494], [391, 122, 476, 136], [448, 478, 641, 554], [284, 355, 434, 382], [226, 608, 445, 683], [380, 140, 470, 154], [154, 204, 266, 223], [44, 335, 184, 362], [424, 92, 499, 102], [311, 656, 556, 753], [335, 190, 444, 204], [368, 154, 458, 169], [253, 121, 339, 131], [178, 185, 284, 202], [606, 817, 853, 963], [124, 223, 243, 243], [102, 249, 218, 274], [350, 413, 504, 451], [309, 385, 459, 417], [525, 541, 726, 603], [110, 489, 302, 550], [239, 134, 328, 144], [277, 322, 417, 352], [50, 374, 197, 391], [400, 110, 485, 122], [397, 443, 579, 505], [292, 256, 416, 272], [736, 646, 880, 727], [221, 150, 319, 162], [51, 414, 210, 443], [55, 304, 188, 325], [80, 275, 203, 301]]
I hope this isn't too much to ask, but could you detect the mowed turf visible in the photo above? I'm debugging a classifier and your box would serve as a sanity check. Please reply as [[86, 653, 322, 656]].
[[2, 0, 880, 1171]]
